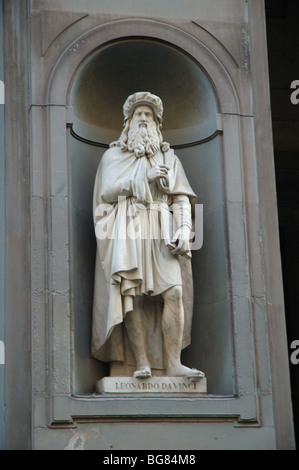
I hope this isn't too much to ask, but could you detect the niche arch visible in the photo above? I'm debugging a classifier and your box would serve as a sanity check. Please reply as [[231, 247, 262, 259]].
[[69, 36, 233, 395], [42, 19, 258, 422]]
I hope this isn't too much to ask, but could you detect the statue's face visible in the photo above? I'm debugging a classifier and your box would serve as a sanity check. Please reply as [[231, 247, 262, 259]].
[[127, 104, 160, 157], [130, 105, 155, 129]]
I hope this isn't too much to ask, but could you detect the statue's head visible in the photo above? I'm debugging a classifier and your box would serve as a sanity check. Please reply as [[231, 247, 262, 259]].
[[110, 92, 170, 157], [123, 92, 164, 127]]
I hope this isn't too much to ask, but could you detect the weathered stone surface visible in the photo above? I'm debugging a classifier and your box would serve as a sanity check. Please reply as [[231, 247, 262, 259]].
[[4, 0, 292, 451]]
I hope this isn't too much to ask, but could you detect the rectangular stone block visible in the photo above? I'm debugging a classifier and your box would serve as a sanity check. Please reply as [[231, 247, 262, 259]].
[[96, 376, 207, 395]]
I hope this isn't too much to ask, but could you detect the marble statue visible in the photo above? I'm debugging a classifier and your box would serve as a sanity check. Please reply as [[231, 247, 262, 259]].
[[92, 92, 204, 381]]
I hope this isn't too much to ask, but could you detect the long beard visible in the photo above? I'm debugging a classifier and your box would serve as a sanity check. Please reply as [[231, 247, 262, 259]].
[[127, 122, 161, 158]]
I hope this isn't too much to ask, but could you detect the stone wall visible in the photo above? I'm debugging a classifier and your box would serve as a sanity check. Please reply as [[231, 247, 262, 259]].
[[3, 0, 295, 449]]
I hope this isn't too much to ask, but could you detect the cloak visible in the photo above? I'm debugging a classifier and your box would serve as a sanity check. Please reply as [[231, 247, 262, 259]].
[[91, 146, 197, 370]]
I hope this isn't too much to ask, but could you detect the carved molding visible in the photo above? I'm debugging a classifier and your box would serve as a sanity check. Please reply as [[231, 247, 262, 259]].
[[41, 10, 88, 56], [192, 20, 250, 71]]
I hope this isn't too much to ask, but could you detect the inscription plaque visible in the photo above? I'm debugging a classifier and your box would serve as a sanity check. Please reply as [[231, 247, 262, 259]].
[[96, 376, 207, 395]]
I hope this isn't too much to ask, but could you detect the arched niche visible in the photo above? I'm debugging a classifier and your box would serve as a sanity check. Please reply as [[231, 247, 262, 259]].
[[69, 38, 233, 396], [70, 39, 217, 146]]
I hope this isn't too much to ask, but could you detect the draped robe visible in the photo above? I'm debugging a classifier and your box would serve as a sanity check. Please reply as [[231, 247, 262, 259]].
[[91, 145, 197, 370]]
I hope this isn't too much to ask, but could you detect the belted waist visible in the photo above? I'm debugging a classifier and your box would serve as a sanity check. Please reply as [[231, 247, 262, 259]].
[[133, 200, 170, 212]]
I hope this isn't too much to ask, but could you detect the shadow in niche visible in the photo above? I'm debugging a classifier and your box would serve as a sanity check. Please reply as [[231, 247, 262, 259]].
[[70, 38, 234, 396]]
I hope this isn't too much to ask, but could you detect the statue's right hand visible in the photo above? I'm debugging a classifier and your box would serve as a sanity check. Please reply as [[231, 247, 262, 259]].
[[147, 164, 169, 184]]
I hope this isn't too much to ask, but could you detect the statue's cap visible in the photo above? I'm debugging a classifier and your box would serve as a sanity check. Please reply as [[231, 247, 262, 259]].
[[123, 92, 163, 121]]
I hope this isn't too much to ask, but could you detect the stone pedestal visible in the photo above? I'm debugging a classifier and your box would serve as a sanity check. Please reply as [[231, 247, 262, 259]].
[[96, 376, 207, 396]]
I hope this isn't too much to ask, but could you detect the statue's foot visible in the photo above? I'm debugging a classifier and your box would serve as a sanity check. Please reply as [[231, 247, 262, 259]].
[[133, 365, 152, 379], [166, 364, 205, 381]]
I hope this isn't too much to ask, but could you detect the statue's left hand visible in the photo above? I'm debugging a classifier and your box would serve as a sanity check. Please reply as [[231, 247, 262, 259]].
[[170, 226, 191, 256]]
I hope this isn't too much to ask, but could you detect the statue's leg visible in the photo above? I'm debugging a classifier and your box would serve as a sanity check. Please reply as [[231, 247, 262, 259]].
[[162, 286, 204, 378], [124, 295, 152, 379]]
